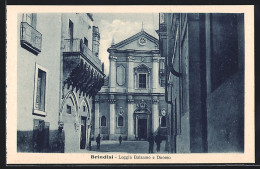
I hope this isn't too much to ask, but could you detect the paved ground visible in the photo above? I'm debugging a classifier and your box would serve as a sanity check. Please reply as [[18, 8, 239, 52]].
[[79, 140, 169, 154]]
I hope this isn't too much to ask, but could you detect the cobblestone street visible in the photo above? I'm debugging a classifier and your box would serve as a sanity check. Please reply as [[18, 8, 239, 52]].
[[79, 140, 169, 154]]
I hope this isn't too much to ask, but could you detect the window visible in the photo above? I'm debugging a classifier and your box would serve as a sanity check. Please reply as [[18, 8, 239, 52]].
[[117, 116, 124, 127], [83, 106, 86, 112], [139, 74, 147, 88], [34, 65, 47, 116], [84, 37, 88, 47], [100, 116, 106, 127], [67, 105, 72, 114], [160, 116, 166, 127]]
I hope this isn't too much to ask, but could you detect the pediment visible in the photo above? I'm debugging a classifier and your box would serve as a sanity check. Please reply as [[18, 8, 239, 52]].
[[109, 31, 159, 51]]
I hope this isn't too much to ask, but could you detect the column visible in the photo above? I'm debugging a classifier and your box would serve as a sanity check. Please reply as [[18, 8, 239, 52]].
[[152, 56, 160, 92], [109, 55, 117, 93], [108, 94, 116, 140], [94, 96, 100, 137], [152, 96, 159, 133], [127, 95, 135, 140], [127, 54, 135, 93]]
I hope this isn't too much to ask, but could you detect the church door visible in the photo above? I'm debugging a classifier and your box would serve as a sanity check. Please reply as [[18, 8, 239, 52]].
[[138, 119, 147, 140]]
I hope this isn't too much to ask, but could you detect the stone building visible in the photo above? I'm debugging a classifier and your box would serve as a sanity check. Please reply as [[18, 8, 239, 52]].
[[17, 13, 105, 153], [158, 13, 244, 153], [95, 29, 168, 140]]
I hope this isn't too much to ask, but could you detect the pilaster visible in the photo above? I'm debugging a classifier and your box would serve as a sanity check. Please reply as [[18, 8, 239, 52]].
[[109, 55, 117, 93], [152, 57, 160, 93], [108, 94, 116, 139], [127, 55, 135, 93], [127, 95, 135, 140], [94, 96, 100, 137], [152, 95, 159, 133]]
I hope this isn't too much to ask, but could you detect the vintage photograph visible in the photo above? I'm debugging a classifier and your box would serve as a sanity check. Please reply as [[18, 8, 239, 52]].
[[6, 5, 254, 164]]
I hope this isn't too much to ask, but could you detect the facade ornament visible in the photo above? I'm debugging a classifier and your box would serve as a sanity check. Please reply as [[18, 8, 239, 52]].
[[136, 99, 148, 109], [127, 55, 135, 61], [109, 55, 117, 61], [108, 94, 116, 104], [152, 96, 159, 104], [138, 36, 147, 46], [127, 95, 134, 103], [161, 108, 167, 116], [119, 107, 124, 115], [152, 57, 160, 62]]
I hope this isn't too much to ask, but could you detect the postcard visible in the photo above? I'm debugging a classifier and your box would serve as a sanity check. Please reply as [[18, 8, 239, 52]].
[[6, 5, 254, 164]]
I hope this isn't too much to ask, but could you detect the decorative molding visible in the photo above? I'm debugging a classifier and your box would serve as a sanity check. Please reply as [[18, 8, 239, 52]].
[[161, 108, 167, 116], [127, 55, 135, 62], [109, 55, 117, 61], [136, 99, 148, 109], [127, 95, 134, 103], [134, 63, 151, 74], [152, 96, 159, 104], [116, 65, 126, 86], [138, 36, 147, 46], [108, 94, 116, 104], [118, 107, 124, 115], [152, 57, 160, 62]]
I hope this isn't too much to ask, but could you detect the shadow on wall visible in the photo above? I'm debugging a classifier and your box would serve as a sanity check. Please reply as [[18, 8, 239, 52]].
[[17, 130, 65, 153]]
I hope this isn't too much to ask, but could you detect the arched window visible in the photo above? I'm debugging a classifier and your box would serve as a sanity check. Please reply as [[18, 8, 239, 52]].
[[161, 116, 166, 127], [117, 116, 124, 127], [100, 116, 106, 127]]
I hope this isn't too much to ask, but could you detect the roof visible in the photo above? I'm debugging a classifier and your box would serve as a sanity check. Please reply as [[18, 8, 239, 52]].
[[108, 30, 159, 51]]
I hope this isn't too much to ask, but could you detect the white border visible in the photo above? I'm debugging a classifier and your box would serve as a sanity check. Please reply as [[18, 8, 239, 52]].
[[6, 5, 254, 164]]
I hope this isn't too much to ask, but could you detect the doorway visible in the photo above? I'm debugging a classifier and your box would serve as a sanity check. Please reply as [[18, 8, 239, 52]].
[[137, 119, 147, 140], [80, 117, 86, 149]]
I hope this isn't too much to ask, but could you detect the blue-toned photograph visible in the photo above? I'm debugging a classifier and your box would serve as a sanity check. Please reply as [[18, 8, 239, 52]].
[[16, 12, 244, 154]]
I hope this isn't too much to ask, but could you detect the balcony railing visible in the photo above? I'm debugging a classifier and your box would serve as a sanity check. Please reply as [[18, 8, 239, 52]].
[[64, 38, 102, 70], [20, 22, 42, 54]]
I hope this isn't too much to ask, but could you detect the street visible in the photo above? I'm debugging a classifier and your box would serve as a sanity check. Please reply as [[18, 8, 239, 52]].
[[78, 140, 169, 154]]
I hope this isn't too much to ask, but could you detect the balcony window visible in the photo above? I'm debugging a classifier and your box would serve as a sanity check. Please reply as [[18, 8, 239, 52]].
[[20, 13, 42, 55]]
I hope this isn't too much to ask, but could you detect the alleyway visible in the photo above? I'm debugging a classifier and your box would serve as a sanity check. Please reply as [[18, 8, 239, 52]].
[[78, 140, 169, 154]]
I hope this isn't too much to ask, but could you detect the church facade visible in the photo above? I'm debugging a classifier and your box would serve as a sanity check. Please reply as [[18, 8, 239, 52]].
[[94, 30, 168, 140]]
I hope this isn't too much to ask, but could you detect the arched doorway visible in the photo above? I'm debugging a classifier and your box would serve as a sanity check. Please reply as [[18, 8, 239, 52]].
[[61, 91, 79, 153], [79, 99, 91, 149]]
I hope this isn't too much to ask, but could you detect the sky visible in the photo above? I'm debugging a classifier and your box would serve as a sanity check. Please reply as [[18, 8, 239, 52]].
[[93, 13, 159, 75]]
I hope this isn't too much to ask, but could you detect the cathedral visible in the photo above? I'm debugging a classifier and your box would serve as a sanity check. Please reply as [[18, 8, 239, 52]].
[[94, 29, 168, 140]]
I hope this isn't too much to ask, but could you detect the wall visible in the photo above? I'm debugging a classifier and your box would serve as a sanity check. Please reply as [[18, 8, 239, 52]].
[[17, 13, 62, 152], [61, 13, 93, 48], [206, 13, 244, 152]]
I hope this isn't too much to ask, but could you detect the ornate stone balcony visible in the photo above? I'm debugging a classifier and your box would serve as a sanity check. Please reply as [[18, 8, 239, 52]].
[[20, 22, 42, 55], [63, 38, 105, 97], [63, 38, 102, 70]]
